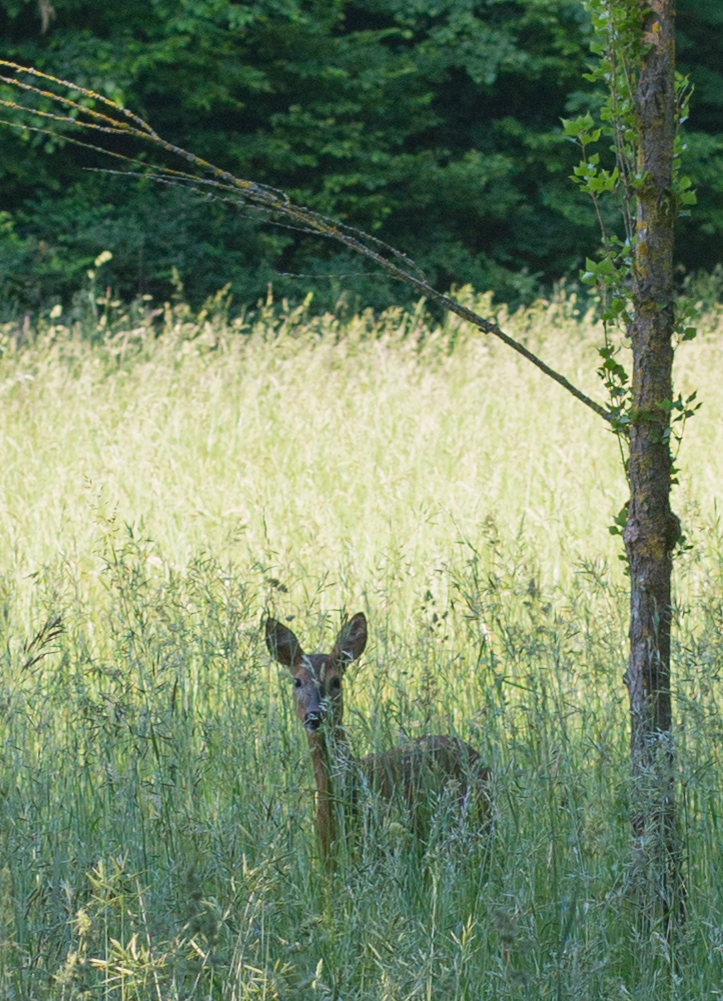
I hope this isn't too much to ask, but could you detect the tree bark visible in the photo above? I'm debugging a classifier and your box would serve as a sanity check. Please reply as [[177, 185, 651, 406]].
[[623, 0, 683, 930]]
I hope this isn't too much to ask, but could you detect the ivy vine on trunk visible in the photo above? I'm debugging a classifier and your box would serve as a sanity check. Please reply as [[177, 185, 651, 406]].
[[566, 0, 698, 934], [626, 0, 686, 931]]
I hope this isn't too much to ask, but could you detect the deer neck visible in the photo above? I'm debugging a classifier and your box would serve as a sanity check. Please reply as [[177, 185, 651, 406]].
[[307, 723, 354, 862], [307, 724, 353, 788]]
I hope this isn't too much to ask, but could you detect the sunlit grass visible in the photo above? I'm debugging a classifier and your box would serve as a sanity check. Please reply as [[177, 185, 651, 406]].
[[0, 292, 622, 588], [0, 291, 721, 998]]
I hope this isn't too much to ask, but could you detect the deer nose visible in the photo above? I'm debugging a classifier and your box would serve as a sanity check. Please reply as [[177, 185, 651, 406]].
[[304, 709, 325, 731]]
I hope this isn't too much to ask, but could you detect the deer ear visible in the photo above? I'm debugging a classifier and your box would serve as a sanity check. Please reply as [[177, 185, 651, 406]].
[[331, 612, 367, 672], [265, 618, 304, 670]]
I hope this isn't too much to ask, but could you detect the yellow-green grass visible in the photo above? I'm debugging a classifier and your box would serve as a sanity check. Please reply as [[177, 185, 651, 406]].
[[0, 293, 721, 999], [1, 293, 720, 597]]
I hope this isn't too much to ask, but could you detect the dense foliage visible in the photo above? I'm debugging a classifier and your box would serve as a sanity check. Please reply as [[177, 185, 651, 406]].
[[1, 0, 721, 312]]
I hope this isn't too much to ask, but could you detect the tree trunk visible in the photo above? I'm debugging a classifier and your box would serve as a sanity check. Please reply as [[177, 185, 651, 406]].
[[623, 0, 683, 930]]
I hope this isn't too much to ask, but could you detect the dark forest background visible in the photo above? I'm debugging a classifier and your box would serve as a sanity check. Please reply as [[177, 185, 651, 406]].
[[1, 0, 721, 314]]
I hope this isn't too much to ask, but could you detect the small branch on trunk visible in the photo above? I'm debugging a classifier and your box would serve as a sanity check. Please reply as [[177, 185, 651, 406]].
[[0, 59, 612, 424]]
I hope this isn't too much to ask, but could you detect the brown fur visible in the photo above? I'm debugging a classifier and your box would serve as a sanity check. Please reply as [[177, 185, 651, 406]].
[[265, 613, 490, 863]]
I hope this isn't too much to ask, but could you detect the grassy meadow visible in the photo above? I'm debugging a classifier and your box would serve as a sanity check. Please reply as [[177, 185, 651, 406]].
[[0, 289, 723, 999]]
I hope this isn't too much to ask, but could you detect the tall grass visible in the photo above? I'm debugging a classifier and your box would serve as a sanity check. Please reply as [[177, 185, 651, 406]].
[[0, 290, 722, 998]]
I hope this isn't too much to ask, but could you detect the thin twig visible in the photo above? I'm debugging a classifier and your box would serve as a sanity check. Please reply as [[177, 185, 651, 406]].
[[0, 60, 612, 423]]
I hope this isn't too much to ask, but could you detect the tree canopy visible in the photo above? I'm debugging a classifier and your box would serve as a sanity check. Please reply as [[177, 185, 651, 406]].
[[1, 0, 721, 312]]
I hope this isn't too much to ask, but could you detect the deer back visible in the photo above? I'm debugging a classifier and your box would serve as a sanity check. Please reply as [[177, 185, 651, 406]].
[[360, 735, 490, 823]]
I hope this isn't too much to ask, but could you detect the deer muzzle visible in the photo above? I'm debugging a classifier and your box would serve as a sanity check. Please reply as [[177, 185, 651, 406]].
[[304, 709, 325, 732]]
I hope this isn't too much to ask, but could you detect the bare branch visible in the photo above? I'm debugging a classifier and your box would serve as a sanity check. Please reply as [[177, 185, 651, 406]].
[[0, 60, 611, 423]]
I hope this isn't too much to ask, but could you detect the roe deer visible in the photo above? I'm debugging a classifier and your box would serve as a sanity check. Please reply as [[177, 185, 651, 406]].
[[265, 612, 490, 862]]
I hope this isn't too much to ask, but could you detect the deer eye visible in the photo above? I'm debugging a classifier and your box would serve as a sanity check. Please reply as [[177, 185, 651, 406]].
[[329, 677, 341, 690], [293, 677, 302, 689]]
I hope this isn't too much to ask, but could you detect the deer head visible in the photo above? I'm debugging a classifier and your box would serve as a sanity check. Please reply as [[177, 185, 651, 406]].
[[265, 613, 367, 734]]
